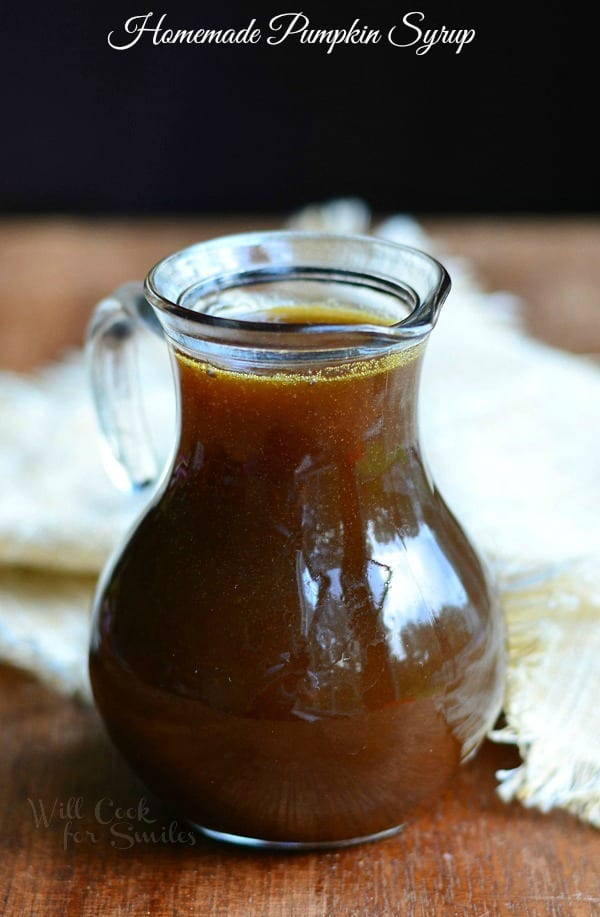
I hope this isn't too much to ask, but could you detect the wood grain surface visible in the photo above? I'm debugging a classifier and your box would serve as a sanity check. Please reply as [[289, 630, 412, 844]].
[[0, 216, 599, 916]]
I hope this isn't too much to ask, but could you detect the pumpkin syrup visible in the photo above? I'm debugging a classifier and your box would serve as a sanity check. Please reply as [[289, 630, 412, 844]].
[[90, 301, 504, 844]]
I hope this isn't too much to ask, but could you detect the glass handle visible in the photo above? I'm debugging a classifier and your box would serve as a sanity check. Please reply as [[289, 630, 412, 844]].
[[86, 282, 162, 492]]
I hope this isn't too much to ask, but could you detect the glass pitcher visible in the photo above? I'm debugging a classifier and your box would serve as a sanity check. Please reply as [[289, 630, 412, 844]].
[[87, 231, 505, 849]]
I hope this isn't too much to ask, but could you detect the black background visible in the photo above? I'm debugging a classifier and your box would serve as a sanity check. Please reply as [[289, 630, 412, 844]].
[[1, 2, 595, 214]]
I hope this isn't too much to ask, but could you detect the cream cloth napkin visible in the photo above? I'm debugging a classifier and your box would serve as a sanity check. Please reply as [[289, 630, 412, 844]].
[[1, 203, 598, 828]]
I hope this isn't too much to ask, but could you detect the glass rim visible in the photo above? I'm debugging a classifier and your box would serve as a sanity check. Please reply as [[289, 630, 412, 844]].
[[143, 230, 451, 343]]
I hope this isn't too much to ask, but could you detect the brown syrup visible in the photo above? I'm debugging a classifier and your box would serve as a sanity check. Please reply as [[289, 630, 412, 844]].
[[90, 302, 504, 844]]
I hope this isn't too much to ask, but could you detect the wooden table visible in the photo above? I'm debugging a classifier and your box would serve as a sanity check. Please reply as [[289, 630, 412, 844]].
[[1, 217, 599, 916]]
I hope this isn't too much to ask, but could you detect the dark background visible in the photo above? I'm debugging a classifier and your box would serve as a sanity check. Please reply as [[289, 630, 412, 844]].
[[1, 2, 594, 214]]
